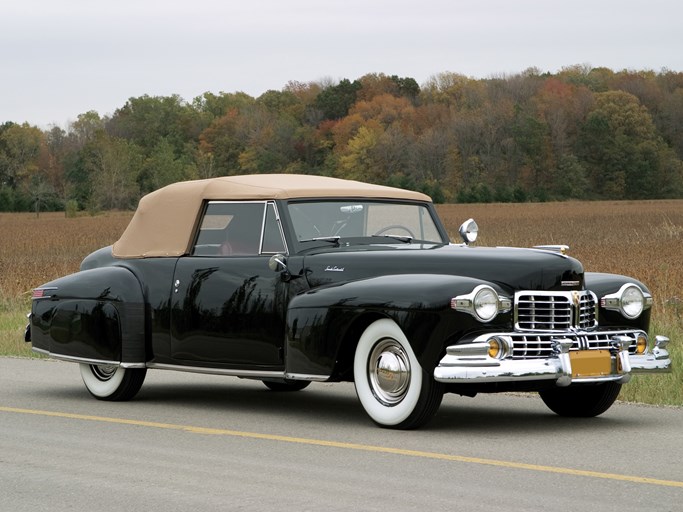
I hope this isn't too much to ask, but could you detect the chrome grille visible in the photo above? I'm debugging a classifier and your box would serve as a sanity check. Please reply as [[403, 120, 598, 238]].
[[509, 331, 639, 359], [515, 291, 597, 331]]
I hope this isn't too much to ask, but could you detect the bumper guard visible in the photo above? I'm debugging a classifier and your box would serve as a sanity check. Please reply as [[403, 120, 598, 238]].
[[434, 331, 671, 386]]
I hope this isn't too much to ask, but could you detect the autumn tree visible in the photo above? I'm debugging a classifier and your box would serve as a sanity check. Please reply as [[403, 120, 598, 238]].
[[197, 109, 244, 174], [356, 73, 420, 103], [2, 67, 683, 210]]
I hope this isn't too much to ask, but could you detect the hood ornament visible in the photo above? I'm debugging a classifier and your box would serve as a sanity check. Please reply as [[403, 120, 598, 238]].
[[534, 245, 569, 255]]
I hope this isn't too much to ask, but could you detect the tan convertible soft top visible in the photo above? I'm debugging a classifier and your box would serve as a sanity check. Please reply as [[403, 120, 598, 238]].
[[112, 174, 432, 258]]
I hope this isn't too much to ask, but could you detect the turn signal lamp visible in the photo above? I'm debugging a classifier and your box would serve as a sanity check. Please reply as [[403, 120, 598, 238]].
[[636, 335, 648, 354]]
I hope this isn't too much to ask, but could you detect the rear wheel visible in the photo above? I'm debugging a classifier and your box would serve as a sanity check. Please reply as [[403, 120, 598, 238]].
[[353, 319, 443, 429], [79, 363, 146, 401], [539, 382, 622, 417]]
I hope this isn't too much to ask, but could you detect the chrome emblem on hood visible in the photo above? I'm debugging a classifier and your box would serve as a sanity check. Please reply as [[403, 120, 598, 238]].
[[561, 280, 580, 287], [325, 265, 345, 272], [572, 290, 580, 308]]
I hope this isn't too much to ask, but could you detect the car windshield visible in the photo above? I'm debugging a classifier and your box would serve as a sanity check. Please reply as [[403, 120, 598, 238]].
[[287, 200, 445, 246]]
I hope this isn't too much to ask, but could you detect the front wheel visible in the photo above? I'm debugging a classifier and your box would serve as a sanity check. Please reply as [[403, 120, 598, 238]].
[[539, 382, 622, 417], [353, 319, 443, 429], [80, 363, 147, 401]]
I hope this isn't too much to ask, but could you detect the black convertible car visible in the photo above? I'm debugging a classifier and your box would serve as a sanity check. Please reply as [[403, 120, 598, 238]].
[[26, 174, 671, 428]]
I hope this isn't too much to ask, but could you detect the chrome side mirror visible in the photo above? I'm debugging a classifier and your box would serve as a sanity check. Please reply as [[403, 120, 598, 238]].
[[269, 253, 292, 281], [458, 218, 478, 245], [269, 253, 288, 272]]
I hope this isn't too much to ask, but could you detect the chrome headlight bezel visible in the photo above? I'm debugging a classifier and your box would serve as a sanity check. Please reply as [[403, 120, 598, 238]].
[[451, 285, 512, 323], [601, 284, 652, 320]]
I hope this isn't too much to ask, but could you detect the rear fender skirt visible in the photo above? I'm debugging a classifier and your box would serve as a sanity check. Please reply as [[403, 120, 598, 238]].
[[30, 266, 146, 364]]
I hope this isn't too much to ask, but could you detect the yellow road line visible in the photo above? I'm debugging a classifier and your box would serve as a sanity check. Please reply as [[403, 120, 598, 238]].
[[2, 405, 682, 488]]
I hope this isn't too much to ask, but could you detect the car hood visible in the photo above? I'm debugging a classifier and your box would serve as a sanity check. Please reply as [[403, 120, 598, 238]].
[[301, 244, 584, 293]]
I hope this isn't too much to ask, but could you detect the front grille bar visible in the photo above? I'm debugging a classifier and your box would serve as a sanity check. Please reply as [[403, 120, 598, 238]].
[[509, 331, 639, 359], [515, 290, 597, 331]]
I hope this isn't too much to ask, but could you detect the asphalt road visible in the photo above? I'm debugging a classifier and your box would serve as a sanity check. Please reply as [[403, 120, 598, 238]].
[[1, 357, 681, 512]]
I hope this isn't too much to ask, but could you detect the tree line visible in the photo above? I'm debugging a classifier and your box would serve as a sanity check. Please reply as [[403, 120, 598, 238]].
[[1, 65, 683, 213]]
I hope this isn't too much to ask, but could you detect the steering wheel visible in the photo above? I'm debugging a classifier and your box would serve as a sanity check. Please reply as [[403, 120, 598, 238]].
[[373, 225, 416, 238]]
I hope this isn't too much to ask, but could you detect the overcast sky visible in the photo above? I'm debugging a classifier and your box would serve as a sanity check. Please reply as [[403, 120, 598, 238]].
[[1, 0, 681, 128]]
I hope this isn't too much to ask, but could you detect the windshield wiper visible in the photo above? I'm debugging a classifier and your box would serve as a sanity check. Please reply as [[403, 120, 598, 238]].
[[378, 234, 413, 243], [298, 236, 341, 246]]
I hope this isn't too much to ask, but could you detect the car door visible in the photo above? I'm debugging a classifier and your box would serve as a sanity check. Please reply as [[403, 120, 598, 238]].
[[170, 201, 289, 368]]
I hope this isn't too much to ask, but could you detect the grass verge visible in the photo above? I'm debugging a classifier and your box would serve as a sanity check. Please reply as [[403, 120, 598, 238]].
[[618, 319, 682, 406], [0, 297, 36, 358]]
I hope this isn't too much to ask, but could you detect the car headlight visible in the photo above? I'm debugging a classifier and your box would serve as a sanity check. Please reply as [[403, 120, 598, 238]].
[[451, 285, 511, 323], [473, 287, 499, 322], [601, 284, 652, 319]]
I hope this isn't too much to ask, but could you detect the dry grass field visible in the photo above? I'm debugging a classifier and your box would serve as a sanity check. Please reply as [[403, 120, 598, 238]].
[[1, 200, 681, 405], [0, 211, 133, 356]]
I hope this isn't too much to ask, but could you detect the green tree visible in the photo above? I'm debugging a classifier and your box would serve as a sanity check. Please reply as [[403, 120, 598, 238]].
[[192, 91, 255, 119], [139, 138, 191, 193], [578, 90, 677, 198], [0, 122, 42, 189], [511, 106, 552, 196], [69, 111, 105, 146], [108, 95, 203, 157], [314, 79, 362, 120], [82, 134, 142, 210]]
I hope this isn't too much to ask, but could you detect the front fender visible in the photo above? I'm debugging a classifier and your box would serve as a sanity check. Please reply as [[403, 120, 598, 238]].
[[30, 266, 146, 365], [585, 272, 652, 330], [285, 274, 509, 379]]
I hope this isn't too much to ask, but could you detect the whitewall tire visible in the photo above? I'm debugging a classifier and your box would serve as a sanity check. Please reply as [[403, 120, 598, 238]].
[[353, 319, 443, 429], [79, 363, 146, 401]]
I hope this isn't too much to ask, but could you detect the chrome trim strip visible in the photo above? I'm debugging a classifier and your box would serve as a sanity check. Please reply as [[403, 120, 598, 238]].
[[285, 372, 330, 382], [269, 201, 289, 256], [120, 362, 147, 369], [147, 362, 285, 379], [31, 348, 123, 367], [31, 348, 330, 379]]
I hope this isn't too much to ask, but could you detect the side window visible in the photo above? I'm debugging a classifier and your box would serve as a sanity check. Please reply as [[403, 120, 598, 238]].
[[262, 203, 287, 254], [193, 202, 265, 256]]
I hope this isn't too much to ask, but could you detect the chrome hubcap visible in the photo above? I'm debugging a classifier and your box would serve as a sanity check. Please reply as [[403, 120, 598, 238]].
[[368, 339, 411, 406], [91, 364, 117, 381]]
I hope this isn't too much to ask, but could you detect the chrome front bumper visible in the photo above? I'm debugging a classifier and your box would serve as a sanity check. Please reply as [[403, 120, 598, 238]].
[[434, 330, 671, 387]]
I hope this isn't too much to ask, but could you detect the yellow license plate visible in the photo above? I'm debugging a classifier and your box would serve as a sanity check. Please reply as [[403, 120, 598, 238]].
[[569, 350, 613, 378]]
